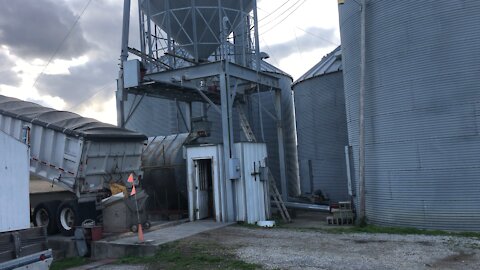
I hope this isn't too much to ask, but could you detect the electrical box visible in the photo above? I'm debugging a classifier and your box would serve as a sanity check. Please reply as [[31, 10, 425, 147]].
[[124, 59, 140, 88], [259, 166, 268, 182], [228, 158, 241, 179]]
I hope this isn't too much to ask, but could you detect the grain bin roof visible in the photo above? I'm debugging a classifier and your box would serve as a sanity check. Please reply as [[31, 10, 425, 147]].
[[258, 59, 292, 79], [293, 46, 342, 86], [0, 94, 147, 141]]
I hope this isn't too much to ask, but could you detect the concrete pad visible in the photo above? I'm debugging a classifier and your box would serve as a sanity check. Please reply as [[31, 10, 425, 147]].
[[92, 220, 233, 259]]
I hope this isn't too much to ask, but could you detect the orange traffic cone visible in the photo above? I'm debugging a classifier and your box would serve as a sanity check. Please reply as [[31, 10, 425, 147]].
[[130, 184, 136, 196], [137, 223, 144, 243], [127, 173, 134, 183]]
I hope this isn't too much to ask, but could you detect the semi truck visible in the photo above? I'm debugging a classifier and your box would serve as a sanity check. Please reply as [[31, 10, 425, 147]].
[[0, 94, 147, 236]]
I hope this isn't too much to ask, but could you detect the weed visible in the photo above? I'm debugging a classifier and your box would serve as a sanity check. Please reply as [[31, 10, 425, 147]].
[[117, 241, 261, 270], [50, 257, 88, 270], [335, 225, 480, 238], [293, 224, 480, 239]]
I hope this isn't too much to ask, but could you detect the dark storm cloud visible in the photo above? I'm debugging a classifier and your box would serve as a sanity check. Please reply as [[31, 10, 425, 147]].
[[34, 0, 141, 106], [265, 27, 337, 60], [35, 59, 117, 106], [0, 0, 91, 60], [0, 52, 21, 86]]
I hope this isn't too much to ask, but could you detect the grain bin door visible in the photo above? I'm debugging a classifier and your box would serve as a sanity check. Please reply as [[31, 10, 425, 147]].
[[195, 159, 212, 220]]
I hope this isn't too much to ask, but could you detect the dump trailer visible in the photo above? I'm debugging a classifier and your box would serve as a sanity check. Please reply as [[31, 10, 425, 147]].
[[0, 95, 147, 236]]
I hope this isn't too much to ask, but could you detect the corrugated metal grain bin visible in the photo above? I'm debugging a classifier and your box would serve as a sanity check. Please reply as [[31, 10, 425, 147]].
[[293, 46, 349, 202], [142, 133, 192, 215], [0, 131, 30, 233], [339, 1, 480, 230]]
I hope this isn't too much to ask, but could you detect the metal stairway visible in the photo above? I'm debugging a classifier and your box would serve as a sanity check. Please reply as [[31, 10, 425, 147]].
[[237, 103, 291, 222]]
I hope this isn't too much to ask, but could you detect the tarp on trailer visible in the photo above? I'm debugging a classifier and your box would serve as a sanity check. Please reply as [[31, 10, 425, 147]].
[[0, 94, 147, 141]]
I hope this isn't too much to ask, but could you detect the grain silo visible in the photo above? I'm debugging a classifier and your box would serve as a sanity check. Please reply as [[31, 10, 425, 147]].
[[117, 0, 299, 222], [119, 0, 300, 199], [339, 1, 480, 230], [293, 46, 349, 202]]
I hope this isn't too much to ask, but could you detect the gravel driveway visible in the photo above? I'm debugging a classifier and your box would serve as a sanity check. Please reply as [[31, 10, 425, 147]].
[[186, 226, 480, 270]]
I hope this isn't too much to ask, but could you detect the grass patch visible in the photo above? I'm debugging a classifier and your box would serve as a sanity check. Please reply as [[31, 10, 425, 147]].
[[314, 225, 480, 238], [50, 257, 88, 270], [118, 241, 260, 270], [262, 216, 480, 239]]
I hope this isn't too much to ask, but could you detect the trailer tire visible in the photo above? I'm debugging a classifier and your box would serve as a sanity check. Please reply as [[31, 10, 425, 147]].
[[57, 200, 80, 236], [143, 221, 151, 230], [33, 200, 61, 235]]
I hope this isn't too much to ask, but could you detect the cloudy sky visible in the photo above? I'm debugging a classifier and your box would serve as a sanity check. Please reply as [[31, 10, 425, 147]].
[[0, 0, 340, 125]]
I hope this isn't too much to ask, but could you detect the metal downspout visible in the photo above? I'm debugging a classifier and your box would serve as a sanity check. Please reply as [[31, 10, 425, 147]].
[[358, 0, 367, 223]]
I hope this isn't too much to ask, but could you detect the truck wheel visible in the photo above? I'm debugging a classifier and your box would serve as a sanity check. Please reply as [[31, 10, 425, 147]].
[[57, 200, 80, 236], [33, 201, 61, 235], [143, 221, 151, 230]]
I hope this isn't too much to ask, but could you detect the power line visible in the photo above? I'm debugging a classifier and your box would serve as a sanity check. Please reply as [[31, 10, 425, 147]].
[[260, 0, 303, 28], [260, 36, 280, 67], [260, 0, 306, 36], [67, 84, 112, 111], [31, 0, 92, 89], [258, 0, 291, 22], [293, 28, 304, 61], [296, 27, 339, 46]]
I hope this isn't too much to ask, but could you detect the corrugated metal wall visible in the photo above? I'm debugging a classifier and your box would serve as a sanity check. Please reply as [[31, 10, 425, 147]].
[[124, 94, 187, 136], [293, 50, 349, 201], [234, 142, 268, 223], [339, 1, 480, 230]]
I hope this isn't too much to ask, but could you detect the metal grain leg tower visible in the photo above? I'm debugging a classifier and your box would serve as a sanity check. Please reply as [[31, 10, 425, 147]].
[[117, 0, 289, 221]]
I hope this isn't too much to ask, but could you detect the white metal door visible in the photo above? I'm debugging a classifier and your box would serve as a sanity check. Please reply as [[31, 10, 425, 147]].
[[195, 159, 210, 220]]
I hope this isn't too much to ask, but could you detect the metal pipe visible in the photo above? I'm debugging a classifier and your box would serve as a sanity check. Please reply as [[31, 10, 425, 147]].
[[191, 0, 199, 62], [252, 0, 265, 142], [138, 0, 145, 64], [282, 202, 330, 212], [358, 0, 366, 222], [116, 0, 131, 127], [344, 145, 353, 196], [120, 0, 130, 64], [275, 90, 288, 201]]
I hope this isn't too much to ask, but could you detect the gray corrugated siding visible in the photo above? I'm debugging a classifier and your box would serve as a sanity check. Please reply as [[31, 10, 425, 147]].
[[121, 74, 300, 197], [339, 1, 480, 231], [124, 94, 187, 136], [294, 71, 349, 202]]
